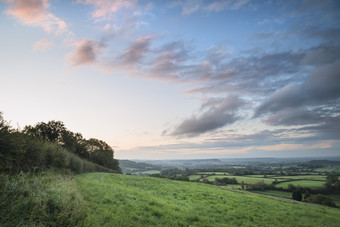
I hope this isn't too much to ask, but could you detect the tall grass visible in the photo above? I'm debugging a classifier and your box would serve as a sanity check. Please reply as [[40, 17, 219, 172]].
[[68, 152, 114, 173], [0, 171, 87, 226]]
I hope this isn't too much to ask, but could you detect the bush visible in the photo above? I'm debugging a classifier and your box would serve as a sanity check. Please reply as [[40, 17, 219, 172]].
[[313, 194, 336, 207], [292, 190, 302, 201]]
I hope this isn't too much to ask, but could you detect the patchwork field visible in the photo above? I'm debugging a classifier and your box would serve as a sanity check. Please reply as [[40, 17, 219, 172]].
[[75, 172, 340, 226], [275, 180, 325, 189], [202, 175, 276, 184]]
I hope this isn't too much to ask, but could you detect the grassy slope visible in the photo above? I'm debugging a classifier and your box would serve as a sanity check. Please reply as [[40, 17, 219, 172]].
[[0, 172, 87, 226], [75, 173, 340, 227]]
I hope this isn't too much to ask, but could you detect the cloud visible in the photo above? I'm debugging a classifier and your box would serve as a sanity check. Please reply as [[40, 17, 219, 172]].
[[255, 58, 340, 117], [171, 96, 244, 136], [33, 38, 53, 52], [67, 39, 104, 67], [170, 0, 250, 15], [77, 0, 137, 21], [261, 108, 322, 126], [147, 40, 192, 81], [4, 0, 67, 34], [115, 36, 153, 68]]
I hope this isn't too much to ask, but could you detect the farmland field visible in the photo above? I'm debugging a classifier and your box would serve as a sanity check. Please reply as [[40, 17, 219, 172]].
[[273, 175, 326, 181], [314, 167, 340, 173], [189, 175, 204, 181], [275, 180, 325, 189], [202, 175, 276, 184], [75, 172, 340, 226]]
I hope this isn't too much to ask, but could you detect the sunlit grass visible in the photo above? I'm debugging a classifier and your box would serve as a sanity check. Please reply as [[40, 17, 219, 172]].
[[275, 180, 325, 189], [75, 172, 340, 226]]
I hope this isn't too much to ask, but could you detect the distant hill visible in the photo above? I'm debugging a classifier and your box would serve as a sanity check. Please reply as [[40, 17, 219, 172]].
[[118, 159, 162, 174], [308, 160, 340, 166], [132, 159, 224, 169]]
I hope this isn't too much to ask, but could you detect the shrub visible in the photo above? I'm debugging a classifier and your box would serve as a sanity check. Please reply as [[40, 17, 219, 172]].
[[292, 190, 302, 201], [313, 194, 336, 207]]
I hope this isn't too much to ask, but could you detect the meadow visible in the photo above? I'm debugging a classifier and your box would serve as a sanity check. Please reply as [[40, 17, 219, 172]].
[[190, 173, 327, 189], [275, 180, 325, 189], [75, 172, 340, 226]]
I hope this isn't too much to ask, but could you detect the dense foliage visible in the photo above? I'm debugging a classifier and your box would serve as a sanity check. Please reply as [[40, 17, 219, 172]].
[[0, 112, 121, 174]]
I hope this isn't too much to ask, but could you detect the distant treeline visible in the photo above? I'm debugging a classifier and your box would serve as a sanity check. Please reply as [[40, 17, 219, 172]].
[[0, 112, 121, 174]]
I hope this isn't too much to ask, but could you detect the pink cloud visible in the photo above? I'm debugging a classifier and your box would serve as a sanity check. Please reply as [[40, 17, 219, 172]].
[[67, 39, 103, 67], [77, 0, 137, 21], [4, 0, 67, 34], [321, 145, 331, 149], [33, 38, 53, 52]]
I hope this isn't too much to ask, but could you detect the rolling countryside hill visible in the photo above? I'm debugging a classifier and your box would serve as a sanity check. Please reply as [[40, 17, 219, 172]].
[[75, 172, 340, 226]]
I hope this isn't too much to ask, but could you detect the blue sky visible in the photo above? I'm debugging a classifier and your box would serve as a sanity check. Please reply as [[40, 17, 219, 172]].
[[1, 0, 339, 159]]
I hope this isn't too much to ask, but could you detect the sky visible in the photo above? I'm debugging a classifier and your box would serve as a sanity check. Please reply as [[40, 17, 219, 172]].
[[1, 0, 340, 160]]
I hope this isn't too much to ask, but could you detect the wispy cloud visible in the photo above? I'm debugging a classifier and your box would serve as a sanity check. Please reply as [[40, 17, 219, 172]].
[[4, 0, 67, 34], [77, 0, 137, 21], [170, 0, 250, 15], [33, 38, 53, 52]]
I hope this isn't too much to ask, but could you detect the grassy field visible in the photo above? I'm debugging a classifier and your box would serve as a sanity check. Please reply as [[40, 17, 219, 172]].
[[314, 167, 340, 173], [253, 190, 293, 199], [134, 170, 161, 175], [275, 180, 325, 189], [202, 175, 276, 184], [189, 175, 204, 180], [273, 175, 326, 181], [75, 172, 340, 226]]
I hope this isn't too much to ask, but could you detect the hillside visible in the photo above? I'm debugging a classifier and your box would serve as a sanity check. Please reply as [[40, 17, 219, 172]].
[[75, 173, 340, 226]]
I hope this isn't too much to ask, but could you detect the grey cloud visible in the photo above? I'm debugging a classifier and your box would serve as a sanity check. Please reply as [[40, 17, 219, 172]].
[[255, 59, 340, 122], [118, 36, 153, 67], [302, 44, 340, 66], [186, 50, 305, 95], [262, 108, 322, 126], [68, 38, 104, 66], [171, 96, 244, 136], [147, 40, 192, 80]]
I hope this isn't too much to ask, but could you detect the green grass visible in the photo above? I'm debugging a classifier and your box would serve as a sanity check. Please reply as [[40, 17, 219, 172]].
[[314, 167, 340, 173], [196, 172, 228, 175], [134, 170, 161, 175], [253, 190, 293, 199], [329, 195, 340, 207], [203, 175, 276, 184], [275, 180, 325, 189], [189, 175, 204, 180], [0, 172, 87, 226], [244, 175, 276, 178], [273, 175, 326, 181], [75, 172, 340, 226]]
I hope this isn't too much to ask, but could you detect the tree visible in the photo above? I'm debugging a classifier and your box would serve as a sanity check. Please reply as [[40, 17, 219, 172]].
[[292, 190, 302, 201], [326, 173, 339, 184], [288, 184, 296, 191], [23, 120, 121, 172]]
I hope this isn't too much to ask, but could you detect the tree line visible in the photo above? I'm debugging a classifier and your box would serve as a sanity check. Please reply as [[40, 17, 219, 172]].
[[0, 112, 121, 174]]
